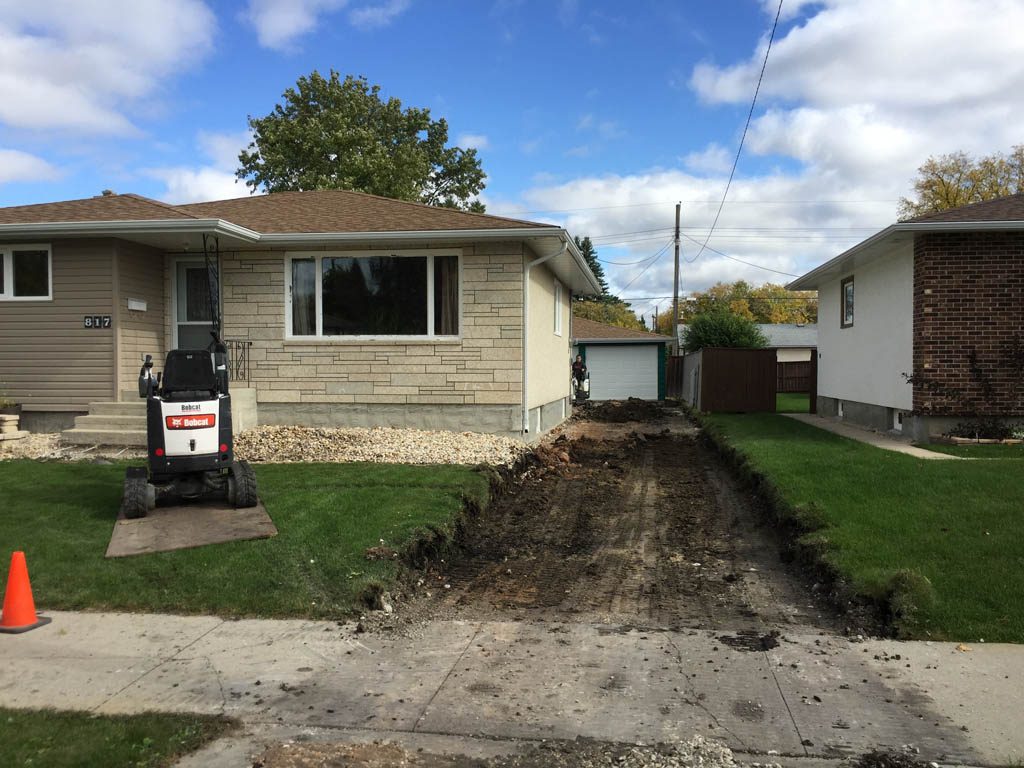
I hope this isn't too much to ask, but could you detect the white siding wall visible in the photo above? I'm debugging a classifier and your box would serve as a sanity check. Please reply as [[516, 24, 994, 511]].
[[526, 261, 571, 409], [817, 246, 913, 410]]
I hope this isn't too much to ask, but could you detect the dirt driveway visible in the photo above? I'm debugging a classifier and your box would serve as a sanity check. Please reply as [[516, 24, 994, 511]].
[[431, 404, 835, 633]]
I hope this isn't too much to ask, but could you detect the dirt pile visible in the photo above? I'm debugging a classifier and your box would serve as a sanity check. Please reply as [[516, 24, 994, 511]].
[[575, 398, 668, 423]]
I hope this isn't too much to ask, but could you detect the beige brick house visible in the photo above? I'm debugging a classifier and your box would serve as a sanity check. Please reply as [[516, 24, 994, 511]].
[[0, 190, 600, 439]]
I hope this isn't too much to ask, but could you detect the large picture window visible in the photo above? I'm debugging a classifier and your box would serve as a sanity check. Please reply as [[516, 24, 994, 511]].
[[0, 245, 51, 301], [840, 275, 854, 328], [287, 251, 460, 338]]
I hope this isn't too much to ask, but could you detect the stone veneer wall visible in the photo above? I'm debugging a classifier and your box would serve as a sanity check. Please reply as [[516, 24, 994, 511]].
[[913, 231, 1024, 417], [218, 242, 526, 429]]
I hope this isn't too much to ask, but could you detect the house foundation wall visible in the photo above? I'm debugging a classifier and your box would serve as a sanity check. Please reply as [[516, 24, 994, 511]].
[[817, 395, 893, 432], [526, 396, 569, 442], [258, 402, 522, 438]]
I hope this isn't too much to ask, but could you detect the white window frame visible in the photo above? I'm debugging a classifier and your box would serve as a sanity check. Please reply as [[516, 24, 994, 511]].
[[0, 244, 53, 301], [553, 278, 563, 336], [285, 249, 463, 341]]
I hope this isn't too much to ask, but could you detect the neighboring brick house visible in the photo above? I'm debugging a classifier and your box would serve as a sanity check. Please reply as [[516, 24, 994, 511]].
[[788, 194, 1024, 440], [0, 190, 600, 440]]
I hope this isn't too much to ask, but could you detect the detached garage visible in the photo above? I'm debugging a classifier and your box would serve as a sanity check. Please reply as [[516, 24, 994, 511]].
[[571, 317, 670, 400]]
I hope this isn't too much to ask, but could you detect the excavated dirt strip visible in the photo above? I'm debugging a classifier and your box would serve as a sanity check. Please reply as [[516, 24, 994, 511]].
[[425, 429, 837, 633]]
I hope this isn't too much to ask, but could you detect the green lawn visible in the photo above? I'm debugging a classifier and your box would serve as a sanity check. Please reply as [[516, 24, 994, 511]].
[[917, 442, 1024, 458], [0, 461, 488, 618], [0, 709, 233, 768], [775, 392, 810, 413], [704, 413, 1024, 642]]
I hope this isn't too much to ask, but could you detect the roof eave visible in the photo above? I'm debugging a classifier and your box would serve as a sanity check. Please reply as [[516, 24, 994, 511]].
[[571, 337, 670, 343], [787, 219, 1024, 290], [0, 218, 261, 242]]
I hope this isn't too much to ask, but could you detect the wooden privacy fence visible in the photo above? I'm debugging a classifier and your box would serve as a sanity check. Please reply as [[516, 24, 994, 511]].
[[777, 361, 812, 393], [670, 348, 817, 413]]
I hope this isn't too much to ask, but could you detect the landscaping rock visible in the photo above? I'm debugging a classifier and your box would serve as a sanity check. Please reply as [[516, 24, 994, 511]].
[[235, 425, 528, 466]]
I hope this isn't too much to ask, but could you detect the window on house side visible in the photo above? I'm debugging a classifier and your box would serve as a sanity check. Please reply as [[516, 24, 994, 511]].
[[0, 246, 51, 300], [553, 279, 563, 336], [840, 276, 854, 328], [287, 252, 459, 338]]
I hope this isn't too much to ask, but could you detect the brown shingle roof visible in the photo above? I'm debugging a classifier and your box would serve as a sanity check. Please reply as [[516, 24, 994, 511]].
[[0, 193, 198, 224], [177, 189, 552, 234], [906, 193, 1024, 223], [572, 317, 671, 342]]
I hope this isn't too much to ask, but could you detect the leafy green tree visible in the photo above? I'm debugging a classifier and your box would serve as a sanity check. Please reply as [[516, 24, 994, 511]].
[[238, 71, 486, 211], [681, 310, 768, 352], [898, 145, 1024, 219]]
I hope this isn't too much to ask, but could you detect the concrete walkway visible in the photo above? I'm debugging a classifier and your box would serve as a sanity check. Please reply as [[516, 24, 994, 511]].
[[781, 413, 958, 460], [2, 612, 1021, 766]]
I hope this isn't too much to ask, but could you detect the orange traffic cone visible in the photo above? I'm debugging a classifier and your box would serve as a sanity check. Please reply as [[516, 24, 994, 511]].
[[0, 551, 51, 634]]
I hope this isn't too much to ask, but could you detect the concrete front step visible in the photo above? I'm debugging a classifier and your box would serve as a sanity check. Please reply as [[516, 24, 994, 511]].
[[61, 428, 147, 447], [87, 401, 147, 417], [73, 414, 147, 430]]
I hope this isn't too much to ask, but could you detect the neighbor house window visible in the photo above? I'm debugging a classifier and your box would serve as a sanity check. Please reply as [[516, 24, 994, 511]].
[[287, 251, 460, 338], [840, 276, 854, 328], [0, 245, 51, 301], [554, 279, 563, 336]]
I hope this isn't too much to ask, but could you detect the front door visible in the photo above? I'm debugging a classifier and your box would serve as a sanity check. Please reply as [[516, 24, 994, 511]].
[[173, 260, 216, 349]]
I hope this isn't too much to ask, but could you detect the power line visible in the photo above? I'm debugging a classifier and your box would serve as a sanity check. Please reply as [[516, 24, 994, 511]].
[[620, 240, 674, 291], [491, 199, 898, 217], [617, 295, 818, 302], [680, 232, 799, 277], [690, 0, 784, 264]]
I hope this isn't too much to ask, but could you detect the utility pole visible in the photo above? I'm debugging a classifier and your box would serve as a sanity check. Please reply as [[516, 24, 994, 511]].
[[672, 202, 680, 351]]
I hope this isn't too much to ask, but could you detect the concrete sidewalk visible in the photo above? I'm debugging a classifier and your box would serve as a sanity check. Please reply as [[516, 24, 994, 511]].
[[781, 413, 958, 460], [1, 612, 1021, 766]]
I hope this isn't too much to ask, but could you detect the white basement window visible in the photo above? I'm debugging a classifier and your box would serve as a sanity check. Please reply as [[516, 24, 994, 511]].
[[286, 251, 461, 339], [554, 279, 563, 336], [0, 244, 52, 301]]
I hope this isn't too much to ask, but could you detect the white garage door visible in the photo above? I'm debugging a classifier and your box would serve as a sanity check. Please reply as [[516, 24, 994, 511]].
[[586, 344, 659, 400]]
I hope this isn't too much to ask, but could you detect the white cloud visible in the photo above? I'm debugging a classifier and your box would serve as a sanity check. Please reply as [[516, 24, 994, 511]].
[[147, 130, 252, 203], [0, 1, 215, 135], [245, 0, 411, 48], [196, 130, 254, 171], [0, 149, 61, 184], [683, 144, 732, 175], [148, 167, 245, 204], [456, 133, 490, 151], [349, 0, 411, 30], [245, 0, 347, 50], [505, 0, 1024, 320]]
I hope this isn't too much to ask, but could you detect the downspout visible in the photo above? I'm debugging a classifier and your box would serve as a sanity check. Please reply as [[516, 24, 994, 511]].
[[522, 239, 568, 435]]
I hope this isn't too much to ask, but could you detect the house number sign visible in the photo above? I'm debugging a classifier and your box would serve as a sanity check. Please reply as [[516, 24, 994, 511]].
[[83, 315, 112, 329]]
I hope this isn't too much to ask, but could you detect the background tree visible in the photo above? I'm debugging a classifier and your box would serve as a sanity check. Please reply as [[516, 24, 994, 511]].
[[574, 235, 609, 296], [667, 280, 817, 328], [570, 234, 646, 330], [572, 299, 645, 330], [898, 145, 1024, 219], [681, 311, 768, 353], [238, 71, 486, 211]]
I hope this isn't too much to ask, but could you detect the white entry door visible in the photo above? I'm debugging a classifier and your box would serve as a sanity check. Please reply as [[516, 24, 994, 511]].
[[173, 260, 216, 349], [586, 345, 659, 400]]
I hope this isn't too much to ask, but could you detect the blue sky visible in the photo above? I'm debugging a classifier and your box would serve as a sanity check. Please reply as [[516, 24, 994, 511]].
[[2, 0, 1023, 320]]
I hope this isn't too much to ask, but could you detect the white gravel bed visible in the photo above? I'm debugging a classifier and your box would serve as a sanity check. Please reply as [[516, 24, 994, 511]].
[[0, 426, 528, 466], [235, 424, 528, 466]]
